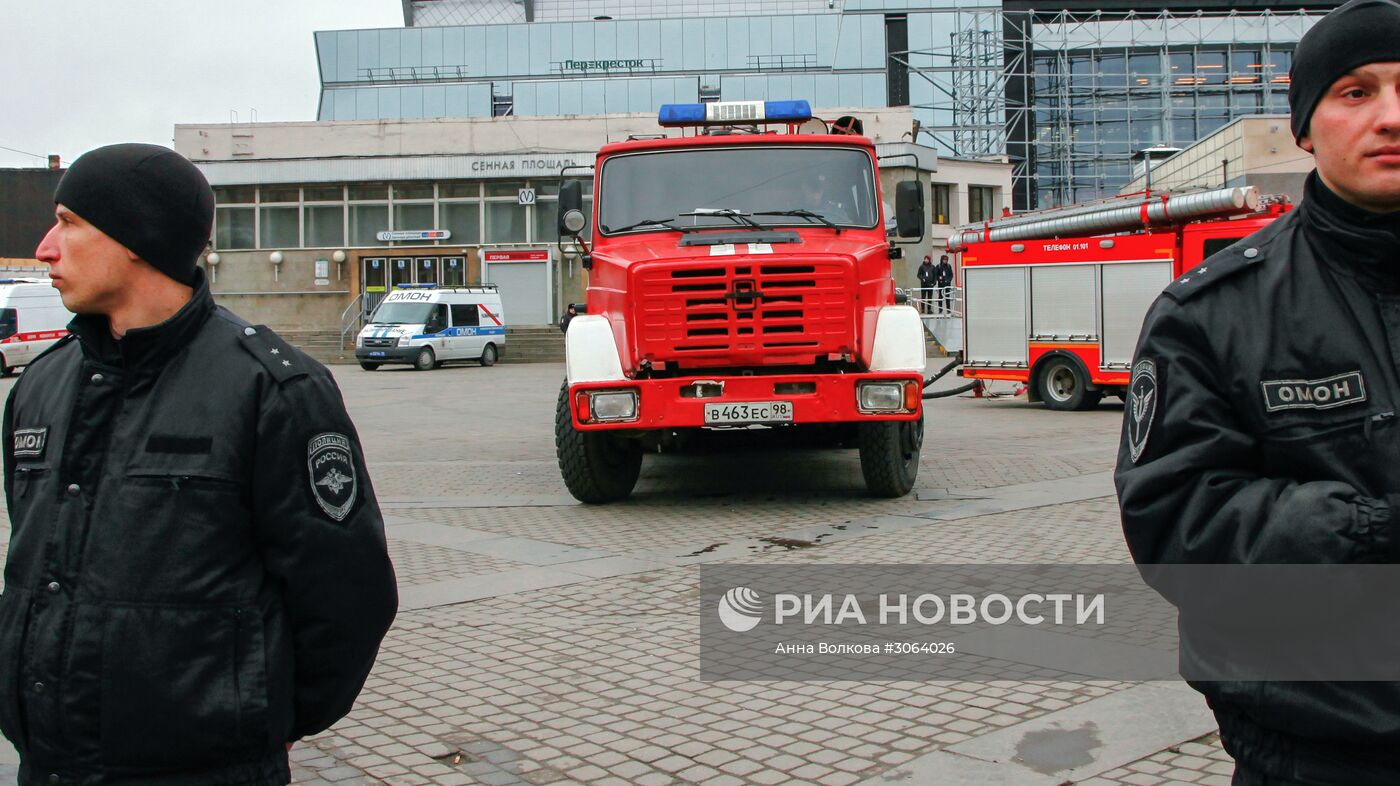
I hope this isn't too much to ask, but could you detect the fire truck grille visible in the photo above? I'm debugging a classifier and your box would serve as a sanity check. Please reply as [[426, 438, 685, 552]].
[[634, 261, 853, 364]]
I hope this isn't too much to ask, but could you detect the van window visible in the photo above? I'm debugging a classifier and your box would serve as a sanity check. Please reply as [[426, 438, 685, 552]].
[[422, 304, 448, 333], [0, 308, 15, 341], [451, 304, 479, 327]]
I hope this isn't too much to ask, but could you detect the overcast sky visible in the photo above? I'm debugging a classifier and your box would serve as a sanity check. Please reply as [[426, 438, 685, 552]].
[[0, 0, 403, 168]]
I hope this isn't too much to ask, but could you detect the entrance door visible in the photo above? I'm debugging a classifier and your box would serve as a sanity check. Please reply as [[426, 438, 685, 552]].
[[389, 258, 414, 288], [483, 251, 552, 325], [443, 256, 466, 287], [362, 257, 388, 322], [416, 257, 440, 286]]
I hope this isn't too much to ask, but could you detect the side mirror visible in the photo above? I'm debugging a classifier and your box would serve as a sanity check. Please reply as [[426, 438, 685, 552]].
[[558, 180, 585, 236], [895, 181, 924, 240]]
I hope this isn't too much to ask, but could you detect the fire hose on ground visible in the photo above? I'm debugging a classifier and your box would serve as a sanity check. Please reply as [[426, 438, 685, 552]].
[[921, 354, 981, 399]]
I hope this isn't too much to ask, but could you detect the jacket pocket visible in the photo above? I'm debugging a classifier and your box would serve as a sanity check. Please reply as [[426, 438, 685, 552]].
[[98, 603, 265, 768], [0, 589, 31, 751]]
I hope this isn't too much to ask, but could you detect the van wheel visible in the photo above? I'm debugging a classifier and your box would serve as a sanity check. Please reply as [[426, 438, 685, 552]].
[[480, 343, 498, 367], [555, 382, 642, 504], [858, 419, 923, 498], [1036, 356, 1102, 411], [359, 361, 381, 371], [413, 347, 436, 371], [0, 354, 13, 377]]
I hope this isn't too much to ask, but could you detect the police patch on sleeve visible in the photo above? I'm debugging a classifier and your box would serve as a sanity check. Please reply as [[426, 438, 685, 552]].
[[13, 427, 47, 460], [308, 433, 357, 522], [1128, 359, 1158, 464]]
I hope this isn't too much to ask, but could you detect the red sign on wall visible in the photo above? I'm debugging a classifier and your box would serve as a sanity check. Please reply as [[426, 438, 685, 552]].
[[482, 249, 550, 263]]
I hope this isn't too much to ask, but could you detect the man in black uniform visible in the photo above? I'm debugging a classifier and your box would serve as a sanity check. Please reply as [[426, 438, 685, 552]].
[[0, 144, 398, 785], [934, 254, 955, 315], [1115, 1, 1400, 783], [916, 256, 936, 314]]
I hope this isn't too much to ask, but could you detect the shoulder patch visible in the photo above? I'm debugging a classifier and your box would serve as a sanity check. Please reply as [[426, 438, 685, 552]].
[[1162, 245, 1265, 304], [236, 324, 311, 384]]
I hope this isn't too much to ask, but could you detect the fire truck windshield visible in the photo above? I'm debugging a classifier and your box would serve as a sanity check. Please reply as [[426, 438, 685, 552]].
[[598, 146, 878, 235]]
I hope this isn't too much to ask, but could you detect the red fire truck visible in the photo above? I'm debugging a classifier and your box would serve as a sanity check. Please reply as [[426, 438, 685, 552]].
[[553, 100, 929, 503], [950, 187, 1292, 410]]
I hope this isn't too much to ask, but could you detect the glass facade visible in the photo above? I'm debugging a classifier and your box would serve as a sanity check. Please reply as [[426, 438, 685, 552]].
[[313, 2, 1331, 212], [211, 182, 590, 251], [1026, 13, 1307, 206]]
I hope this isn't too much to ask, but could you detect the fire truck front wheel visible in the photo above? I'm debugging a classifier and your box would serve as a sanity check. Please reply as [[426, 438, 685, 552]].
[[555, 384, 643, 504], [1036, 356, 1102, 411], [858, 419, 923, 498]]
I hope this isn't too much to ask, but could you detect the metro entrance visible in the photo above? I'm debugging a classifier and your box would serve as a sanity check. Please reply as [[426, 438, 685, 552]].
[[362, 254, 467, 320]]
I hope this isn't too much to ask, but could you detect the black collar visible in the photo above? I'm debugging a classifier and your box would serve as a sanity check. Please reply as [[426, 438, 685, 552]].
[[68, 267, 215, 372], [1298, 171, 1400, 291]]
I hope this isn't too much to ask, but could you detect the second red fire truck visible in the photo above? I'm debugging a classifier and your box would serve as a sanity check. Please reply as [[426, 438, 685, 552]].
[[950, 186, 1292, 410]]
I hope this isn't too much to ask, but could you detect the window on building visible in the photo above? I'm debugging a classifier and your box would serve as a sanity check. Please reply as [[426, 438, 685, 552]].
[[968, 186, 996, 224], [441, 202, 482, 245], [259, 206, 299, 249], [214, 207, 255, 250], [486, 202, 528, 243], [392, 203, 435, 242], [304, 204, 345, 247], [930, 183, 951, 225], [350, 203, 389, 246]]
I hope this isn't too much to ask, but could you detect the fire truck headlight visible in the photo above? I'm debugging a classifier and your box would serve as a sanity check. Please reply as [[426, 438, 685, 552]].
[[858, 382, 906, 412], [589, 391, 639, 422]]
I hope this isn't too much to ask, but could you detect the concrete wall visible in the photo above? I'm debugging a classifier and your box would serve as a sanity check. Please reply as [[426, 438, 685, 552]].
[[176, 107, 919, 163], [1119, 114, 1312, 201], [205, 249, 355, 332]]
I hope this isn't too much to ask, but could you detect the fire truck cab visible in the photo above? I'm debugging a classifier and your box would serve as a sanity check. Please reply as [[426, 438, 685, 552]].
[[554, 100, 929, 502], [954, 187, 1290, 410]]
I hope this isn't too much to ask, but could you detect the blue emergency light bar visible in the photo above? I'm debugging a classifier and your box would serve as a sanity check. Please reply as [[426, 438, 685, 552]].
[[395, 283, 439, 289], [658, 100, 812, 127]]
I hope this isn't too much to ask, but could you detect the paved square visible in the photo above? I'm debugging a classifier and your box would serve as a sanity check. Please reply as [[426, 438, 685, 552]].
[[0, 360, 1236, 785]]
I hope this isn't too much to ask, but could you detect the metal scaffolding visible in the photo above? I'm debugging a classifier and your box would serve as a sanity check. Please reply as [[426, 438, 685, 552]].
[[899, 7, 1321, 210]]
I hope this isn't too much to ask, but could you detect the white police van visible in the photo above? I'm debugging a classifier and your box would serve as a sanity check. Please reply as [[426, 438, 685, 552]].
[[356, 284, 506, 371], [0, 278, 70, 376]]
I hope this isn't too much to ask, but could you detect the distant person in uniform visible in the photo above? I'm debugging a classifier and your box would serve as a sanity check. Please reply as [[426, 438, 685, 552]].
[[560, 303, 578, 333], [1115, 2, 1400, 783], [0, 143, 398, 786], [934, 254, 955, 314], [916, 256, 937, 314]]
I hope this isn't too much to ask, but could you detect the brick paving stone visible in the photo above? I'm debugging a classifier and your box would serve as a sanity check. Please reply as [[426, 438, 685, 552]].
[[0, 368, 1195, 786]]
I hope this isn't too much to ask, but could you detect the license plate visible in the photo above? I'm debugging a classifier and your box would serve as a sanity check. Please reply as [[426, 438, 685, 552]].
[[703, 401, 794, 425], [368, 351, 386, 357]]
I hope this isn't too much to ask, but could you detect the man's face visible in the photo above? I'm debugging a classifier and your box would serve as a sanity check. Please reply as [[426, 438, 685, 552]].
[[34, 205, 135, 314], [1300, 61, 1400, 213]]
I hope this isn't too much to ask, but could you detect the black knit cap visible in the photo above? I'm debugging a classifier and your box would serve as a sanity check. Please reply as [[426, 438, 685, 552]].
[[1289, 0, 1400, 144], [54, 143, 214, 285]]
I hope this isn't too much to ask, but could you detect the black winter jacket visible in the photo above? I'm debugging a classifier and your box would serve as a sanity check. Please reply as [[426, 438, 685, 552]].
[[1115, 174, 1400, 783], [0, 271, 398, 786]]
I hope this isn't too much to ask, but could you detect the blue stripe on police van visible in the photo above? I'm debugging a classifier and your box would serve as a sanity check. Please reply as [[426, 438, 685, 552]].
[[409, 326, 508, 340]]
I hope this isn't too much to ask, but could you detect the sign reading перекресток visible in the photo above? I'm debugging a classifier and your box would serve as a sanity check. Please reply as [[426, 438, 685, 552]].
[[700, 564, 1400, 682], [562, 59, 650, 71]]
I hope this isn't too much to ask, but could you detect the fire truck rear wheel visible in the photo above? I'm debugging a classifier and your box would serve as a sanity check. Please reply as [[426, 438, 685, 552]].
[[1036, 357, 1102, 411], [413, 347, 436, 371], [858, 419, 923, 498], [555, 383, 643, 504]]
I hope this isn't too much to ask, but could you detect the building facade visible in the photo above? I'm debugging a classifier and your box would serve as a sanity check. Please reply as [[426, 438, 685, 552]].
[[1117, 114, 1311, 204], [317, 0, 1337, 210], [176, 108, 1001, 335]]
